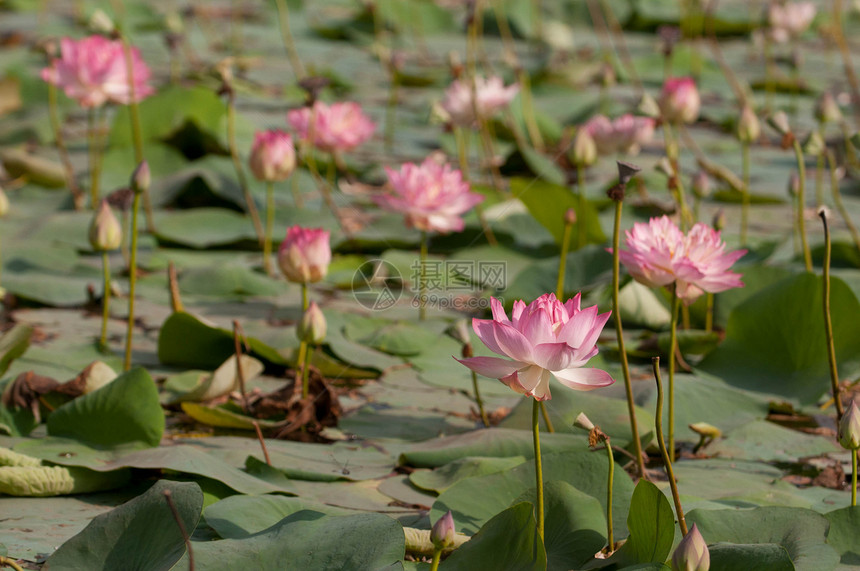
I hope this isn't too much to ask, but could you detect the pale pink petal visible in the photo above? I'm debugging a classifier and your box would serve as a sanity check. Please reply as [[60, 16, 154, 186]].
[[552, 367, 615, 391], [532, 342, 579, 371], [455, 356, 524, 379], [492, 322, 534, 362]]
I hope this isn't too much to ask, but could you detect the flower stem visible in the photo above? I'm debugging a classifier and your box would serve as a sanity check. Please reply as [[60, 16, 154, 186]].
[[47, 82, 84, 210], [263, 181, 275, 276], [301, 282, 308, 312], [99, 250, 111, 351], [471, 370, 490, 427], [604, 438, 615, 549], [652, 356, 688, 536], [705, 293, 714, 333], [741, 140, 750, 246], [853, 450, 858, 507], [226, 88, 265, 245], [123, 192, 141, 371], [274, 0, 306, 80], [577, 164, 587, 248], [827, 149, 860, 253], [419, 231, 427, 321], [296, 339, 308, 395], [532, 398, 544, 541], [540, 402, 554, 433], [791, 139, 812, 271], [429, 549, 442, 571], [302, 341, 312, 399], [0, 556, 25, 571], [556, 217, 573, 299], [668, 284, 680, 462], [87, 108, 102, 210], [820, 209, 844, 421], [120, 35, 154, 233], [610, 198, 648, 479]]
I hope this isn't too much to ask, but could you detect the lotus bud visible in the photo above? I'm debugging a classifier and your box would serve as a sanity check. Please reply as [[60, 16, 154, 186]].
[[671, 523, 710, 571], [573, 412, 595, 431], [570, 128, 597, 168], [660, 77, 700, 124], [839, 401, 860, 450], [638, 92, 662, 119], [766, 111, 792, 136], [816, 92, 843, 124], [278, 226, 331, 284], [802, 131, 825, 156], [449, 319, 471, 346], [131, 160, 150, 195], [88, 9, 115, 34], [712, 209, 725, 231], [431, 510, 456, 550], [691, 171, 711, 199], [736, 106, 761, 144], [0, 186, 9, 218], [297, 302, 327, 345], [564, 208, 577, 226], [89, 200, 123, 251], [787, 171, 800, 197]]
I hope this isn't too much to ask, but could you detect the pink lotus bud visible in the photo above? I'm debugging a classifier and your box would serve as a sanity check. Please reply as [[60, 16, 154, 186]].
[[131, 160, 150, 194], [766, 111, 792, 136], [564, 208, 577, 225], [671, 524, 710, 571], [691, 171, 711, 199], [712, 209, 725, 231], [278, 226, 331, 283], [89, 200, 123, 251], [375, 157, 484, 234], [570, 128, 597, 167], [736, 106, 760, 144], [660, 77, 700, 124], [816, 92, 843, 124], [431, 510, 455, 549], [839, 401, 860, 450], [248, 130, 296, 182], [297, 302, 327, 345]]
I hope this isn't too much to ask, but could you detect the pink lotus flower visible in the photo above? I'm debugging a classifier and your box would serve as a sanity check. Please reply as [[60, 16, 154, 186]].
[[768, 1, 816, 43], [660, 77, 700, 124], [248, 130, 296, 182], [583, 114, 655, 156], [40, 35, 153, 108], [616, 216, 746, 305], [456, 294, 614, 401], [287, 101, 376, 153], [440, 76, 519, 127], [375, 157, 484, 234], [277, 226, 331, 283]]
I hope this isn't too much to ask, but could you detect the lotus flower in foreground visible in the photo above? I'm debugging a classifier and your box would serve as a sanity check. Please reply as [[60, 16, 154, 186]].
[[456, 294, 614, 401], [617, 215, 746, 305]]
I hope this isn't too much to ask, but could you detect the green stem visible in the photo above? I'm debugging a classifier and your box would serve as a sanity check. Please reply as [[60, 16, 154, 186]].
[[605, 439, 615, 549], [816, 149, 825, 209], [99, 251, 111, 350], [274, 0, 306, 80], [663, 122, 691, 230], [820, 209, 844, 421], [0, 556, 25, 571], [668, 284, 680, 462], [429, 549, 442, 571], [121, 35, 154, 233], [47, 82, 83, 210], [532, 398, 544, 541], [741, 141, 750, 245], [652, 357, 688, 536], [791, 139, 812, 271], [611, 199, 648, 479], [227, 91, 265, 245], [853, 451, 857, 507], [556, 219, 573, 299], [419, 231, 427, 321], [296, 339, 307, 396], [705, 292, 714, 333], [301, 281, 308, 312], [577, 164, 587, 248], [302, 341, 312, 399], [471, 370, 490, 427], [123, 192, 141, 371], [263, 181, 275, 276], [827, 149, 860, 254], [540, 402, 554, 433], [87, 108, 101, 210]]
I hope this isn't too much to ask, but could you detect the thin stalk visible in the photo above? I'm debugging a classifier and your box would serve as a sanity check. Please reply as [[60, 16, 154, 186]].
[[47, 82, 84, 209], [120, 36, 154, 232], [87, 108, 102, 209], [827, 149, 860, 253], [429, 550, 442, 571], [611, 198, 647, 479], [233, 320, 271, 465], [301, 341, 312, 399], [455, 128, 498, 246], [263, 181, 275, 276], [301, 282, 308, 312], [652, 357, 688, 536], [577, 165, 587, 248], [471, 370, 490, 427], [820, 209, 844, 421], [274, 0, 306, 80], [227, 91, 265, 245], [663, 122, 691, 229], [705, 293, 714, 332], [556, 217, 573, 299], [668, 284, 680, 462], [540, 402, 554, 433], [604, 438, 615, 549], [419, 231, 427, 321], [163, 489, 195, 571], [816, 138, 825, 207], [0, 556, 24, 571], [296, 340, 308, 394], [532, 398, 544, 541], [99, 251, 111, 350], [831, 0, 860, 128], [123, 192, 142, 371], [304, 149, 345, 232], [791, 139, 812, 271], [741, 141, 750, 245], [853, 450, 858, 507], [290, 173, 304, 208]]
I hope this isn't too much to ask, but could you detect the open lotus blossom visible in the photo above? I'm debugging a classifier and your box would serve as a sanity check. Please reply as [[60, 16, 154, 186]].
[[616, 215, 746, 305], [583, 114, 655, 156], [375, 157, 484, 234], [277, 226, 331, 283], [660, 77, 700, 124], [40, 35, 153, 108], [248, 130, 296, 182], [440, 75, 519, 127], [456, 294, 614, 401], [287, 101, 376, 153], [768, 1, 816, 43]]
